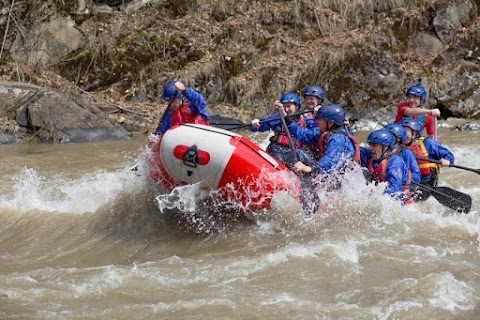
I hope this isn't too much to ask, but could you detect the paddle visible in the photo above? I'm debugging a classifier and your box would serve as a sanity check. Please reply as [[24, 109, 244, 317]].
[[154, 90, 177, 135], [411, 181, 472, 213], [210, 109, 314, 130], [275, 106, 319, 217], [415, 157, 480, 175]]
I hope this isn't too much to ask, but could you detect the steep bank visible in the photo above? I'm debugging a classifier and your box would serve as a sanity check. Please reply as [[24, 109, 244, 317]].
[[0, 0, 479, 140]]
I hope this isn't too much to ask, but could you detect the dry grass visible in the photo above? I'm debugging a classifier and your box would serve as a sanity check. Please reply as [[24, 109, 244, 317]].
[[1, 0, 457, 126]]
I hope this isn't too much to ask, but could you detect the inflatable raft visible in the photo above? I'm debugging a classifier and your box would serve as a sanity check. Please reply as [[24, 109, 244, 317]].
[[147, 124, 300, 212]]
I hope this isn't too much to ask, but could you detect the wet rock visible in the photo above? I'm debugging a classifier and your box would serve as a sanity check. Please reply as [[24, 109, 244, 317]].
[[351, 119, 383, 132], [452, 122, 480, 131]]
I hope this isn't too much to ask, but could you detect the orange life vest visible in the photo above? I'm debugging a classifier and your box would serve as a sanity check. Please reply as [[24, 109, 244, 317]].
[[318, 130, 361, 162], [170, 103, 209, 127], [417, 137, 440, 175], [407, 139, 438, 176]]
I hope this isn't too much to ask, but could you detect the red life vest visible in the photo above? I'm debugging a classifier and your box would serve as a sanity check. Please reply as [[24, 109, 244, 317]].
[[170, 103, 209, 127], [368, 156, 412, 197], [407, 141, 437, 176], [273, 116, 305, 148], [318, 130, 361, 162]]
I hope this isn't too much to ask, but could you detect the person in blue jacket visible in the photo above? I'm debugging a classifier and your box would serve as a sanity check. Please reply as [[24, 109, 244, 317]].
[[155, 80, 209, 136], [248, 92, 316, 169], [400, 118, 455, 200], [366, 129, 411, 203], [286, 104, 359, 176], [384, 123, 421, 189]]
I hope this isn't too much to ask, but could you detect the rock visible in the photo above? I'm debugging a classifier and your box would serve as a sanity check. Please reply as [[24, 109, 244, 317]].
[[433, 1, 477, 44], [434, 69, 480, 119], [411, 32, 444, 57], [0, 82, 131, 143], [10, 17, 85, 66], [452, 122, 480, 131], [351, 119, 383, 132]]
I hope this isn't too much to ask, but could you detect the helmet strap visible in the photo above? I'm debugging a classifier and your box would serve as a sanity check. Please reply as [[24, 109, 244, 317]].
[[376, 147, 392, 163]]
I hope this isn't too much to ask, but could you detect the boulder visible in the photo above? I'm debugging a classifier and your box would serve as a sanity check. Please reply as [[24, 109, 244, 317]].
[[10, 16, 85, 66], [0, 82, 131, 143], [433, 1, 477, 44]]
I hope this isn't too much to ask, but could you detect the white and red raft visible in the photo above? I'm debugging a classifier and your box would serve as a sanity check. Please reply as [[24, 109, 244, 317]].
[[147, 124, 300, 212]]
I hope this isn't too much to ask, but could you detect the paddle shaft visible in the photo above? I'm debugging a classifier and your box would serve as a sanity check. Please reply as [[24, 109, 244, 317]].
[[154, 90, 178, 134], [276, 106, 318, 216], [277, 106, 300, 162], [213, 109, 314, 130], [415, 156, 480, 175]]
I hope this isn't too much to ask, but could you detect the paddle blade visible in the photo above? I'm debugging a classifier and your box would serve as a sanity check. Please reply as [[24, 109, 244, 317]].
[[432, 186, 472, 214], [209, 115, 247, 130]]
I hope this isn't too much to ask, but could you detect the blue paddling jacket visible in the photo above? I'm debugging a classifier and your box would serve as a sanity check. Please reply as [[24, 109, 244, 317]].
[[287, 123, 355, 174]]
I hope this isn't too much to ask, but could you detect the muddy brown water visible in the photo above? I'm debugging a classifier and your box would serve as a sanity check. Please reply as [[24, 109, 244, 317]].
[[0, 128, 479, 319]]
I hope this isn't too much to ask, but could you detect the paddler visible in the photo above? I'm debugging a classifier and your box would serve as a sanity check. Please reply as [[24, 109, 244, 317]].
[[384, 123, 421, 191], [248, 92, 316, 169], [288, 104, 360, 176], [365, 129, 412, 204], [154, 80, 210, 136], [394, 78, 440, 138], [303, 85, 326, 113], [400, 118, 455, 201]]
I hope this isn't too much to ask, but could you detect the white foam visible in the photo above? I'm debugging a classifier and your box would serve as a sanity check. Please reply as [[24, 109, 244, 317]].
[[0, 165, 146, 214], [424, 272, 477, 311]]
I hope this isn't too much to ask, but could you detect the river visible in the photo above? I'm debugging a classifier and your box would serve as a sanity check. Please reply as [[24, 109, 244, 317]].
[[0, 128, 479, 319]]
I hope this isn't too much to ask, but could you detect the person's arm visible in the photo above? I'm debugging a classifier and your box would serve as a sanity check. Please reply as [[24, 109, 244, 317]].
[[360, 146, 372, 168], [286, 119, 320, 145], [304, 115, 317, 128], [425, 138, 455, 165], [384, 156, 406, 195], [182, 87, 209, 122], [248, 115, 281, 132], [404, 107, 440, 118], [402, 149, 421, 183]]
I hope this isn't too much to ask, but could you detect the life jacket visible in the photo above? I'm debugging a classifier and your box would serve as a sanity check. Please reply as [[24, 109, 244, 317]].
[[368, 155, 411, 198], [273, 116, 305, 148], [170, 103, 209, 127], [318, 129, 361, 163], [417, 137, 440, 175], [406, 142, 432, 176]]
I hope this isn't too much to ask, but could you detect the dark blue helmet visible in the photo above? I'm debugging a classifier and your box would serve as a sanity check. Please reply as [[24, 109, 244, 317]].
[[399, 118, 423, 135], [303, 85, 325, 100], [406, 79, 427, 101], [367, 129, 395, 148], [384, 123, 407, 144], [163, 80, 183, 101], [315, 104, 345, 126], [280, 92, 301, 106]]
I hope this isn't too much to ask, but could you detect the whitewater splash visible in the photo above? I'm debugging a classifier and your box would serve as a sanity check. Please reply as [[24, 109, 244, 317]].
[[0, 165, 148, 214]]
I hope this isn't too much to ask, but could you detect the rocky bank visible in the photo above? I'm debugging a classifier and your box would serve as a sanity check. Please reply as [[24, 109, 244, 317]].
[[0, 0, 479, 143]]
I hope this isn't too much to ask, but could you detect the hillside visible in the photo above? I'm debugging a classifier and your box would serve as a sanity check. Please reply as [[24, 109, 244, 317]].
[[0, 0, 479, 134]]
